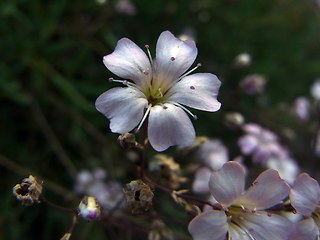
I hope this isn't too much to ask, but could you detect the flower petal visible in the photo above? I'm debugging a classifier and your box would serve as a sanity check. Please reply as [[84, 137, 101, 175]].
[[192, 167, 212, 194], [290, 173, 320, 216], [103, 38, 152, 90], [289, 218, 319, 240], [238, 135, 259, 155], [237, 169, 290, 210], [95, 87, 148, 133], [240, 212, 292, 240], [209, 161, 245, 207], [148, 103, 195, 151], [154, 31, 198, 91], [188, 210, 228, 240], [228, 223, 253, 240], [167, 73, 221, 111]]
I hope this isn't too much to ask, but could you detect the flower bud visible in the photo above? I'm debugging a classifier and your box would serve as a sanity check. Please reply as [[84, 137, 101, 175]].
[[224, 112, 245, 129], [78, 196, 101, 221], [118, 133, 144, 150], [233, 53, 251, 68], [240, 74, 266, 95], [12, 175, 43, 206]]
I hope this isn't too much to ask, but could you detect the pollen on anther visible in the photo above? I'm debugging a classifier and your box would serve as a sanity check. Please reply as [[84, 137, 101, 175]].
[[108, 77, 114, 82], [170, 57, 175, 61], [163, 106, 168, 110], [143, 71, 149, 75], [253, 181, 259, 185], [267, 212, 272, 217], [193, 115, 198, 120], [123, 80, 128, 85], [190, 86, 195, 90], [145, 45, 149, 49], [197, 63, 202, 67]]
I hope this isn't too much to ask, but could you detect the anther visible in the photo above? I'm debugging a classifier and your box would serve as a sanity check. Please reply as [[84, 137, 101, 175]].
[[267, 212, 272, 217], [197, 63, 202, 67], [108, 77, 114, 82], [163, 106, 168, 110], [145, 45, 149, 49], [193, 115, 198, 120], [253, 181, 259, 185], [190, 86, 195, 90], [170, 57, 175, 61], [143, 71, 149, 75]]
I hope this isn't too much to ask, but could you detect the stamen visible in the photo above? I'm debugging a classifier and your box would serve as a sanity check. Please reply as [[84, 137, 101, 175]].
[[176, 63, 201, 82], [135, 104, 152, 133], [145, 45, 153, 66], [109, 78, 136, 87], [168, 102, 198, 120]]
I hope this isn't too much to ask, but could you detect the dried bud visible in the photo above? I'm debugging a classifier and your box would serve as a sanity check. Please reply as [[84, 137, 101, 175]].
[[123, 180, 154, 213], [118, 133, 144, 150], [12, 175, 43, 206], [240, 74, 266, 95], [224, 112, 245, 129], [149, 154, 187, 189], [78, 196, 101, 221], [171, 190, 188, 205]]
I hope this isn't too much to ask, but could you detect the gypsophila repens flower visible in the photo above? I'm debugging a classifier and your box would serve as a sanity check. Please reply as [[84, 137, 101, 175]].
[[188, 162, 292, 240], [96, 30, 221, 151], [13, 175, 43, 206], [289, 173, 320, 239]]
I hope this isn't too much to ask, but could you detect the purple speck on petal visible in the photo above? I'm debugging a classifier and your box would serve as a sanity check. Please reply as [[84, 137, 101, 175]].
[[190, 86, 195, 90]]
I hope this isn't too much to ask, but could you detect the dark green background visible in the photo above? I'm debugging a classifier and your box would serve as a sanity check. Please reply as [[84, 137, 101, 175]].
[[1, 0, 319, 239]]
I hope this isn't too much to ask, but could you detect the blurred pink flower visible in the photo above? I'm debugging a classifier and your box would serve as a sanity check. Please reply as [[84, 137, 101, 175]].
[[238, 123, 289, 164], [289, 173, 320, 239], [96, 31, 221, 151], [188, 162, 292, 240]]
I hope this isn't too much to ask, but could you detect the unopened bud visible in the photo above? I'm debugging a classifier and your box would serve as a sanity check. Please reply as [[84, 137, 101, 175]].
[[240, 74, 266, 95], [233, 53, 251, 68], [224, 112, 245, 129], [78, 196, 101, 221], [12, 175, 43, 206], [123, 180, 154, 213]]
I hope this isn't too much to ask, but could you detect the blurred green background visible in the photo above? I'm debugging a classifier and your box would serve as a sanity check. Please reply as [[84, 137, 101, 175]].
[[1, 0, 320, 239]]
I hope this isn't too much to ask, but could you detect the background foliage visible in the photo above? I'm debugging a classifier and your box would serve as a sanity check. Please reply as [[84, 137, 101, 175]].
[[1, 0, 320, 239]]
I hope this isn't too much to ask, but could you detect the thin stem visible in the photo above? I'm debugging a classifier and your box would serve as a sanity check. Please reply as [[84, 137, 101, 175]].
[[40, 195, 76, 213], [143, 177, 220, 210]]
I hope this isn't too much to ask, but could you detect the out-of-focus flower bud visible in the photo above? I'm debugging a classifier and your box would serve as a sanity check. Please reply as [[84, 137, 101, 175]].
[[233, 53, 252, 68], [78, 196, 101, 221], [149, 154, 186, 189], [12, 175, 43, 206], [148, 230, 161, 240], [118, 133, 143, 150], [240, 74, 266, 95], [224, 112, 245, 129], [115, 0, 136, 16], [293, 97, 310, 122], [123, 180, 154, 213], [311, 78, 320, 100]]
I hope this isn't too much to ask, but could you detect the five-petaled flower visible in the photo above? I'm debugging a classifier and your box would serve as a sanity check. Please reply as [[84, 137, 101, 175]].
[[96, 30, 221, 151], [188, 161, 292, 240]]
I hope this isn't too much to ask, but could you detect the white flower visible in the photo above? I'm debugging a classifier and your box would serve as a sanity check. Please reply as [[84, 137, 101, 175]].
[[96, 31, 221, 151], [188, 162, 292, 240], [289, 173, 320, 239]]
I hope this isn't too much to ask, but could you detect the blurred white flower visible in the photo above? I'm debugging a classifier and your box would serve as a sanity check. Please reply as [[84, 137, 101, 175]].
[[240, 74, 266, 95], [311, 78, 320, 100]]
